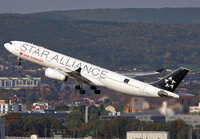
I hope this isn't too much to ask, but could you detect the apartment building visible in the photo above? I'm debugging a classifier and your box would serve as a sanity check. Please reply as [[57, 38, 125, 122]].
[[0, 100, 26, 113], [0, 77, 41, 89]]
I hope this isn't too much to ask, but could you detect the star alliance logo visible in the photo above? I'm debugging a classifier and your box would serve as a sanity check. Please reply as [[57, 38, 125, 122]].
[[165, 77, 176, 89]]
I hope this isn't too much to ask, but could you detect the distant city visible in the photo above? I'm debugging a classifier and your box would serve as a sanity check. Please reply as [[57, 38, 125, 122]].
[[0, 6, 200, 139], [0, 53, 199, 138]]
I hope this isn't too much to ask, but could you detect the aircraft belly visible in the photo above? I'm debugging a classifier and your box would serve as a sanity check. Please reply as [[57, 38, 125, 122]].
[[104, 74, 154, 97]]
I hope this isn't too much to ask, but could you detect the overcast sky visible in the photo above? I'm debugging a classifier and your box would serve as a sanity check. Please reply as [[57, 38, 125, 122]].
[[0, 0, 200, 14]]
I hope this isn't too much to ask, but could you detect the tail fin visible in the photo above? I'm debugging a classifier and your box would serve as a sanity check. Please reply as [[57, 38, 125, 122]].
[[151, 67, 189, 92]]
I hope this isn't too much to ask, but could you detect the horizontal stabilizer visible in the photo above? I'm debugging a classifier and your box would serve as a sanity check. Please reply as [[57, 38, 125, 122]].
[[176, 93, 194, 97]]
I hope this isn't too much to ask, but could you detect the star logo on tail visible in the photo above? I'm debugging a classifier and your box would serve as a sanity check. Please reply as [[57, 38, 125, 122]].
[[165, 77, 176, 89]]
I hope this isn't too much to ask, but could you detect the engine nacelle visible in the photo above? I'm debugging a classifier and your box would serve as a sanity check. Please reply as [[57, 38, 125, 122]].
[[45, 68, 68, 82]]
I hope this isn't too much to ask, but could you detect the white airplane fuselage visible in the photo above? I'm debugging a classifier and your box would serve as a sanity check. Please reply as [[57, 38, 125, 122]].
[[4, 41, 180, 98]]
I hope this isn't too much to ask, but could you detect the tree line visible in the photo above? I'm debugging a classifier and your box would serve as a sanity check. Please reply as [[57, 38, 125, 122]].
[[1, 105, 191, 138], [0, 15, 200, 70]]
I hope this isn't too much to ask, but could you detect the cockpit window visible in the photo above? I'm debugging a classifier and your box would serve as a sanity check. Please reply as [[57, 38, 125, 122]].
[[10, 41, 15, 45]]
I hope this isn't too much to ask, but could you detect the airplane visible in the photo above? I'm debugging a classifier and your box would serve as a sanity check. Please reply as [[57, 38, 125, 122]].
[[4, 41, 194, 98]]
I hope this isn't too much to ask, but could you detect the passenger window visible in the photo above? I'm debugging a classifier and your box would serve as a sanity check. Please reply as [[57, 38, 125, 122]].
[[124, 78, 129, 83]]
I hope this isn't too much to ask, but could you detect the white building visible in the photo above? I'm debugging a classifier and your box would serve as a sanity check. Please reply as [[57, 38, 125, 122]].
[[166, 114, 200, 127], [31, 102, 50, 113], [0, 77, 41, 89], [105, 105, 116, 115], [189, 103, 200, 114], [127, 131, 170, 139], [0, 65, 6, 71], [0, 100, 26, 113]]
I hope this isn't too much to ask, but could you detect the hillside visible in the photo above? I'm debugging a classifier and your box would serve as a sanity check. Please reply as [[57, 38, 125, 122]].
[[0, 14, 200, 70], [26, 11, 77, 21], [27, 8, 200, 24]]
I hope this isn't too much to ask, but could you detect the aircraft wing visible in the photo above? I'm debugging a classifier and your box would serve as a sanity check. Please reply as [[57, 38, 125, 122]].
[[56, 67, 92, 85], [121, 68, 164, 78], [56, 67, 106, 87]]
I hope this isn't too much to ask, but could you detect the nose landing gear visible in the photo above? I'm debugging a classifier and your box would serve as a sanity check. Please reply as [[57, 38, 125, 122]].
[[17, 57, 21, 66]]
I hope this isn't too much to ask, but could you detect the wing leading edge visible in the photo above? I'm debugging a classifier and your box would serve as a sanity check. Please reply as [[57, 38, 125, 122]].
[[56, 67, 91, 84], [56, 67, 105, 87], [121, 68, 164, 78]]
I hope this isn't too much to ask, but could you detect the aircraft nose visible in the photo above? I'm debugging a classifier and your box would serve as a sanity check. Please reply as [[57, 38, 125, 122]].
[[4, 42, 14, 53], [4, 43, 11, 50]]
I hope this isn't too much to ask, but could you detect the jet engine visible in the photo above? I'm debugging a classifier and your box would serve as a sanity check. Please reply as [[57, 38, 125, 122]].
[[45, 68, 68, 82]]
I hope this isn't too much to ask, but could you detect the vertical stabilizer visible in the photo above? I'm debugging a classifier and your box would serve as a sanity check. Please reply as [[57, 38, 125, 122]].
[[151, 67, 189, 92]]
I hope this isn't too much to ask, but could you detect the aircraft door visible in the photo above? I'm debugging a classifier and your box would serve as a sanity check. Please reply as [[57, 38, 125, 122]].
[[15, 43, 19, 51], [139, 85, 146, 93]]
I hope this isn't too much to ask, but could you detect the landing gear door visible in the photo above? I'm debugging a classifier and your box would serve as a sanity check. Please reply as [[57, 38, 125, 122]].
[[139, 85, 146, 93]]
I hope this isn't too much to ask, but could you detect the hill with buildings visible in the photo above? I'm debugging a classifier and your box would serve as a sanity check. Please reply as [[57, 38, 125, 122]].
[[0, 13, 200, 70], [27, 8, 200, 24], [0, 9, 200, 138]]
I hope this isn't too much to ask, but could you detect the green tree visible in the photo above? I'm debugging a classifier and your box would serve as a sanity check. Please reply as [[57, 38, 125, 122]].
[[112, 117, 128, 138], [65, 109, 84, 130], [55, 103, 69, 111]]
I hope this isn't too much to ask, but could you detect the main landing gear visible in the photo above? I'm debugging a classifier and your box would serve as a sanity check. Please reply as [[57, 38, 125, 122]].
[[17, 57, 21, 66], [75, 85, 101, 95], [90, 86, 101, 94], [75, 85, 86, 94]]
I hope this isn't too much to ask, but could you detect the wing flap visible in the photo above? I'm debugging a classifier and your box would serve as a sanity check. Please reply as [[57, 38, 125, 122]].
[[57, 67, 104, 86], [57, 67, 91, 84]]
